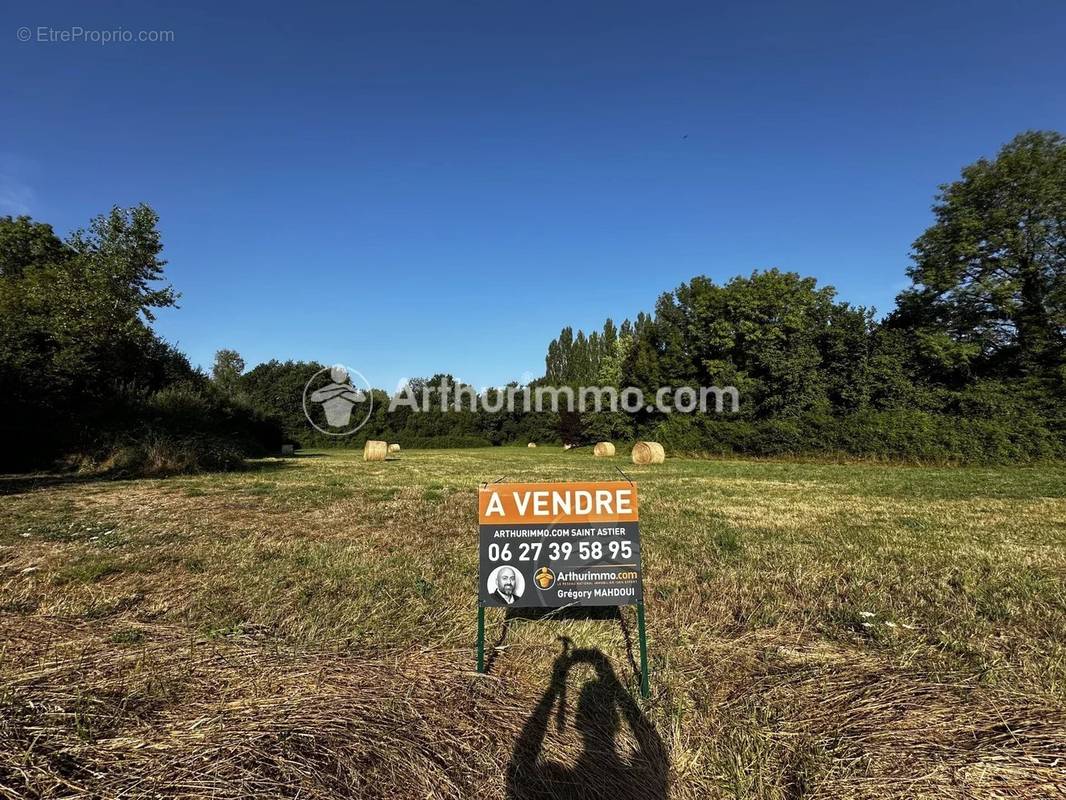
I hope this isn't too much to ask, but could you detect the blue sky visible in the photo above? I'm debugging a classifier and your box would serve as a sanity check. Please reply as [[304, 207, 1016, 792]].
[[4, 0, 1064, 390]]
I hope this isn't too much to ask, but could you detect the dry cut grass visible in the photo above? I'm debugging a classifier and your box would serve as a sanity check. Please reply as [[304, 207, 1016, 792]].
[[1, 448, 1065, 798]]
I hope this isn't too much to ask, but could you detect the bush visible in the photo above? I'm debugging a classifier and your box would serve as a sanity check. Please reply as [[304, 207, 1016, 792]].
[[395, 435, 493, 449], [54, 382, 285, 476], [650, 415, 705, 453], [146, 383, 215, 430], [833, 410, 1061, 463], [649, 409, 1063, 464], [144, 382, 282, 457], [94, 435, 246, 476]]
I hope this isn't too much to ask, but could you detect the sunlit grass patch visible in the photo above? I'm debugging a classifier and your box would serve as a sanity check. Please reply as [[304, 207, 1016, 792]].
[[0, 448, 1064, 798]]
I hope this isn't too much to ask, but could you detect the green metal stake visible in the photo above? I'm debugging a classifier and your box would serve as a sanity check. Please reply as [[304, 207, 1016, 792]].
[[636, 602, 650, 698], [476, 605, 485, 672]]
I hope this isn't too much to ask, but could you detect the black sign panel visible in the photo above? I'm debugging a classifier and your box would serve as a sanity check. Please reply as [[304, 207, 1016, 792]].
[[478, 482, 643, 608]]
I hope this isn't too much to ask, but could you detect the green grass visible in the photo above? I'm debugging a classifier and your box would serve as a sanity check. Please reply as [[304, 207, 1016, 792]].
[[2, 447, 1064, 798], [53, 555, 127, 585]]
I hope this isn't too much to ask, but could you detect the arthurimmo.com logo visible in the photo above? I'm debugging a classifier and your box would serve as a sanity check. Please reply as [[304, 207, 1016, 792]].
[[302, 364, 374, 436]]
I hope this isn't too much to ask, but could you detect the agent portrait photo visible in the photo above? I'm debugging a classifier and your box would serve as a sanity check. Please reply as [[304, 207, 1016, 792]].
[[486, 565, 525, 605]]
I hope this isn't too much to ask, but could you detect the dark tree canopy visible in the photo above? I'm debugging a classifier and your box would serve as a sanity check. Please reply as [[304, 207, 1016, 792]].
[[0, 216, 69, 278], [0, 205, 281, 470], [530, 134, 1065, 460], [894, 130, 1066, 382], [212, 349, 246, 393]]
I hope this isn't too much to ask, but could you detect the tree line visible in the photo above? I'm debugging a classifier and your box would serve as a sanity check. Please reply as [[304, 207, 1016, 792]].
[[2, 131, 1063, 471], [259, 131, 1065, 462], [0, 207, 279, 472]]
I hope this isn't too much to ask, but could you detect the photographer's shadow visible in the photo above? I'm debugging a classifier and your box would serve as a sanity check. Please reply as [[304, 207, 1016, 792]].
[[506, 641, 668, 800]]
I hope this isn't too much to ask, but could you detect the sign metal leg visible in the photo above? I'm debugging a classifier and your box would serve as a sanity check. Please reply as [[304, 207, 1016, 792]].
[[636, 602, 650, 698], [476, 605, 485, 672]]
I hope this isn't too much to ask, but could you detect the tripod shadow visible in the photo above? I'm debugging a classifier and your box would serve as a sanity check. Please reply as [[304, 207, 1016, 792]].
[[506, 641, 668, 800]]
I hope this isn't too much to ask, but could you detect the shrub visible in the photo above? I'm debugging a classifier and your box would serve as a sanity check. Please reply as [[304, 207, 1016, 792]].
[[395, 435, 493, 449], [96, 435, 246, 476], [144, 382, 283, 457], [54, 382, 284, 476], [650, 415, 705, 453], [685, 410, 1063, 464]]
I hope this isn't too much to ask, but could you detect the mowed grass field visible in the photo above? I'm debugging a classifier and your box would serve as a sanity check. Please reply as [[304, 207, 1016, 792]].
[[2, 448, 1065, 799]]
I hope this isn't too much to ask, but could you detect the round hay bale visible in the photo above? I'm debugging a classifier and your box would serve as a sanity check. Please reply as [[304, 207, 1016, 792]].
[[527, 442, 537, 448], [631, 441, 665, 465], [388, 443, 401, 454], [593, 442, 616, 457], [364, 440, 388, 461]]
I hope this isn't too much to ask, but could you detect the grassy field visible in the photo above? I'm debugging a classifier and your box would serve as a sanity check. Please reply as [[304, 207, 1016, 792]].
[[2, 448, 1065, 799]]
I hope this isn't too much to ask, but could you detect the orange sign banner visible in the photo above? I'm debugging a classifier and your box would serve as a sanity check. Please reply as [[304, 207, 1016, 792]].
[[478, 480, 639, 525]]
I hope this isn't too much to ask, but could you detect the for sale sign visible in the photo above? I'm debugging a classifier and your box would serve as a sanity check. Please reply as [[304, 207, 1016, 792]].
[[478, 481, 643, 608]]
